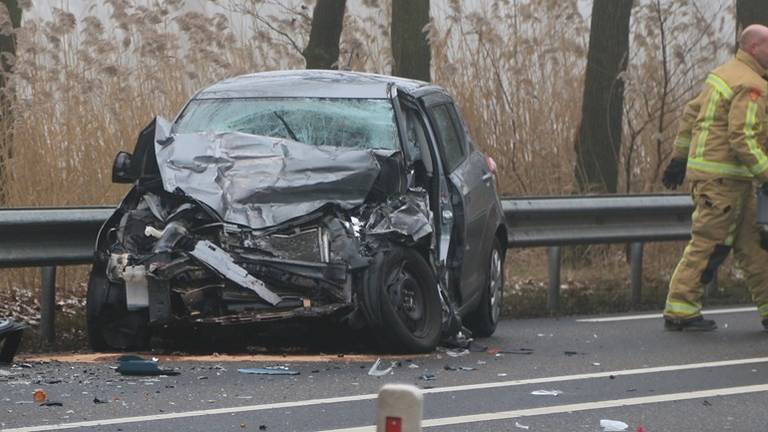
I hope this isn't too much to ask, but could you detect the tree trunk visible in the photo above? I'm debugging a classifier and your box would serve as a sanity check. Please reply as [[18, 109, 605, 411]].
[[391, 0, 431, 82], [574, 0, 632, 194], [303, 0, 346, 69], [0, 0, 21, 205], [737, 0, 768, 32]]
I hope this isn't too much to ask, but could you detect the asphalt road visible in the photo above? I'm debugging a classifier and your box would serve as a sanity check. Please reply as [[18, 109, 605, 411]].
[[2, 307, 768, 431]]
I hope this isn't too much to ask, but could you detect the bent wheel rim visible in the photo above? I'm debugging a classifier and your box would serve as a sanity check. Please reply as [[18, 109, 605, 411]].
[[387, 265, 430, 338]]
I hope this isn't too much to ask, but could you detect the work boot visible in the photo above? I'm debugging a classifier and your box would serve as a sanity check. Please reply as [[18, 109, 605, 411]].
[[664, 316, 717, 332]]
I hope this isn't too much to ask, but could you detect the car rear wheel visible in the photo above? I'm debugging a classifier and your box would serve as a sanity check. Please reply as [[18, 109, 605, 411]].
[[87, 267, 149, 351], [465, 238, 504, 337], [376, 247, 442, 353]]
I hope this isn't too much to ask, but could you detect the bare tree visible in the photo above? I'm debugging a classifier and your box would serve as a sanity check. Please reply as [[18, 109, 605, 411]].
[[574, 0, 633, 194], [303, 0, 347, 69], [391, 0, 430, 81], [622, 0, 730, 192], [0, 0, 21, 204], [229, 1, 346, 70]]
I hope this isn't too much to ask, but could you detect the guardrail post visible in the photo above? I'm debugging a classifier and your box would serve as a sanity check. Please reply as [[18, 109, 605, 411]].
[[547, 246, 561, 313], [630, 242, 644, 305], [40, 266, 56, 345], [376, 383, 422, 432]]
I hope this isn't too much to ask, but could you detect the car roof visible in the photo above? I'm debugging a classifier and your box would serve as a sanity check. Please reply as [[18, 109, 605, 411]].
[[195, 70, 442, 99]]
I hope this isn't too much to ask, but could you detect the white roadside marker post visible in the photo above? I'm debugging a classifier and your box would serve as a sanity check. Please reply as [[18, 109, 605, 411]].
[[376, 384, 423, 432]]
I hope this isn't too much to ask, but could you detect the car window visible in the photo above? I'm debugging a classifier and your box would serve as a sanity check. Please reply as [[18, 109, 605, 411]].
[[174, 98, 398, 150], [401, 104, 433, 175], [429, 104, 466, 172]]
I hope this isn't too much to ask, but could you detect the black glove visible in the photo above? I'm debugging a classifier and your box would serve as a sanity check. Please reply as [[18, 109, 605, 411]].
[[662, 158, 687, 190]]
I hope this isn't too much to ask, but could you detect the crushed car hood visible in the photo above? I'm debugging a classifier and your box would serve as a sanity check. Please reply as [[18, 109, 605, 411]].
[[153, 118, 397, 229]]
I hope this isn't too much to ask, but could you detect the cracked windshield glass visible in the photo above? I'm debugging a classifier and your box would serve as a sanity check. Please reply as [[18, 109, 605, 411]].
[[173, 98, 398, 150]]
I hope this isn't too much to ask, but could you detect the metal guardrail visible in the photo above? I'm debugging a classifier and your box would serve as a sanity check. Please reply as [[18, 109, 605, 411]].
[[0, 195, 696, 344], [503, 194, 695, 311], [0, 207, 115, 267], [0, 195, 694, 266], [503, 194, 692, 246]]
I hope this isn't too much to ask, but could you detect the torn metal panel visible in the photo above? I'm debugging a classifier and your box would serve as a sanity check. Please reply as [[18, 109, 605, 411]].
[[188, 240, 282, 306], [153, 120, 397, 229], [364, 188, 433, 241]]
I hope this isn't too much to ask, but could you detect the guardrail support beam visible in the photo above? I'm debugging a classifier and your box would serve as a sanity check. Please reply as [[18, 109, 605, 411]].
[[40, 266, 56, 345], [630, 242, 644, 305], [547, 246, 561, 313]]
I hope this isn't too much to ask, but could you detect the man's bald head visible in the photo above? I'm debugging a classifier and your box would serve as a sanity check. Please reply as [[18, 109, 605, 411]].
[[740, 25, 768, 69]]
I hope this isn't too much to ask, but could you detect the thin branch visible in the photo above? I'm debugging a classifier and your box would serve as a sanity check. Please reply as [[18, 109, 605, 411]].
[[251, 13, 304, 56]]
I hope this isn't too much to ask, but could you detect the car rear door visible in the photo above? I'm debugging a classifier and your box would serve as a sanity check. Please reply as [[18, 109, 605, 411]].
[[421, 93, 492, 306]]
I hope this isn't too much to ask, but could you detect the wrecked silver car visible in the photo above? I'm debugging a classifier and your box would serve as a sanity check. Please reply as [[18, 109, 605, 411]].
[[87, 71, 507, 353]]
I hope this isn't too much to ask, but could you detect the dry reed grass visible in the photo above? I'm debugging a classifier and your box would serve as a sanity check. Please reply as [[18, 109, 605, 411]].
[[0, 0, 748, 307]]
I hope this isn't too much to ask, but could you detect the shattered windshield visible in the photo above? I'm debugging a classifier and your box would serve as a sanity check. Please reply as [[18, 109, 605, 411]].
[[174, 98, 398, 150]]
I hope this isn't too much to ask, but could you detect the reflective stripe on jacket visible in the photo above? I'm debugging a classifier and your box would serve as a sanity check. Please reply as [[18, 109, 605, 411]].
[[672, 50, 768, 183]]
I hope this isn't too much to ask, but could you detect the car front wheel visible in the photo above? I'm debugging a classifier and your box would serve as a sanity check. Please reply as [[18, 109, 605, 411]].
[[373, 246, 442, 353], [87, 266, 149, 351]]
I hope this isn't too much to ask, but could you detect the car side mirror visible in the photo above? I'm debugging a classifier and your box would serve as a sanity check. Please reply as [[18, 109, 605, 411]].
[[112, 151, 134, 183]]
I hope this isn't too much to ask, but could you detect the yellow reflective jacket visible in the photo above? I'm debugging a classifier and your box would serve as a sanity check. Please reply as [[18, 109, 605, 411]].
[[672, 50, 768, 183]]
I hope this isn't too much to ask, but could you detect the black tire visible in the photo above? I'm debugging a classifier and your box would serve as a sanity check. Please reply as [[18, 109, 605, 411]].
[[465, 238, 504, 337], [375, 247, 442, 353], [86, 266, 149, 351]]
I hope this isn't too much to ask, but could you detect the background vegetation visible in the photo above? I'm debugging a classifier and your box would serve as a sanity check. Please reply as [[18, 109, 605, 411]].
[[0, 1, 757, 338]]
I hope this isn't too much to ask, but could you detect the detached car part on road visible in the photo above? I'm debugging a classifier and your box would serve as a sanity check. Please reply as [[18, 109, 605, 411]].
[[88, 71, 507, 353]]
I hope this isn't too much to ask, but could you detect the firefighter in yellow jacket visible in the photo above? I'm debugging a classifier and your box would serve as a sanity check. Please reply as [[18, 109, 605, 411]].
[[662, 25, 768, 331]]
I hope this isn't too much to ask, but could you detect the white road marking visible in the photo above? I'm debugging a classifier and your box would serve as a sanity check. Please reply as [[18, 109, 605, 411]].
[[576, 306, 757, 323], [319, 383, 768, 432], [4, 356, 768, 432]]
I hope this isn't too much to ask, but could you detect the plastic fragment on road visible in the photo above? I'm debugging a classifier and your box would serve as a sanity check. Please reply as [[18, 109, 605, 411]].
[[600, 419, 629, 431], [530, 389, 563, 396], [39, 401, 63, 407], [238, 366, 300, 376], [367, 358, 395, 377], [444, 365, 476, 371], [488, 347, 534, 355], [116, 355, 180, 376], [468, 342, 487, 352], [33, 389, 47, 403], [446, 349, 469, 357], [418, 374, 436, 381], [514, 421, 530, 430]]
